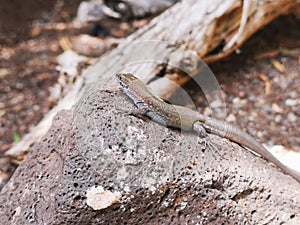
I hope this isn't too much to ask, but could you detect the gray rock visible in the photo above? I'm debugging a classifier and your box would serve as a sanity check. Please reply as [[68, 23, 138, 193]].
[[77, 0, 106, 23], [0, 85, 299, 224], [76, 0, 178, 23]]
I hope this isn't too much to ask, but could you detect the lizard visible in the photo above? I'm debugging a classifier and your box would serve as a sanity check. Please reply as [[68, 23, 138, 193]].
[[115, 73, 300, 183]]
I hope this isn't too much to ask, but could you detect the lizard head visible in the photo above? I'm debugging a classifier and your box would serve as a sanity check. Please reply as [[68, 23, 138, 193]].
[[115, 73, 138, 90], [116, 73, 154, 105]]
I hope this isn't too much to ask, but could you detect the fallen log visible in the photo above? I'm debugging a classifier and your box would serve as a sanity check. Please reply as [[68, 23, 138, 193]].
[[7, 0, 300, 156]]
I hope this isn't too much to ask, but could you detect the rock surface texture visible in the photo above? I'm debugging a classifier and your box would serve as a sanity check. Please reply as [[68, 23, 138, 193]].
[[0, 83, 299, 224]]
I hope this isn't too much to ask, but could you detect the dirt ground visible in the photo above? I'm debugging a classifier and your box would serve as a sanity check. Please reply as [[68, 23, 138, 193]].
[[0, 1, 299, 189]]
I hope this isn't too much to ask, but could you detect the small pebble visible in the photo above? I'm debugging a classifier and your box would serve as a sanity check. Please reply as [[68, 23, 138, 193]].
[[32, 105, 40, 111], [267, 140, 275, 147], [248, 112, 258, 121], [287, 112, 297, 122], [285, 99, 298, 106], [274, 114, 282, 123], [289, 91, 297, 98], [257, 131, 263, 138], [232, 97, 246, 110], [257, 98, 265, 105], [0, 110, 5, 117], [261, 105, 271, 113], [226, 114, 236, 123], [248, 94, 256, 101], [237, 110, 247, 117], [210, 99, 224, 109], [271, 103, 283, 113]]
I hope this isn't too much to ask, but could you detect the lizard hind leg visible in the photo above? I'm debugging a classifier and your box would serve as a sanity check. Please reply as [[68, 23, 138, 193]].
[[193, 121, 228, 160], [193, 121, 208, 138]]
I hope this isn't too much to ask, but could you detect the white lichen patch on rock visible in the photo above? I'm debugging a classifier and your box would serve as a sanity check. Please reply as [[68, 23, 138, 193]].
[[86, 186, 122, 210]]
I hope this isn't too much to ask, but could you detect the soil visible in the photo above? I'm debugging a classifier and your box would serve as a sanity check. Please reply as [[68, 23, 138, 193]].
[[192, 16, 300, 151], [0, 1, 299, 189], [0, 0, 83, 189]]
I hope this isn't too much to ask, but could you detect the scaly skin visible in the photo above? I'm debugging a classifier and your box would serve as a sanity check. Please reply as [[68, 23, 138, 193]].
[[116, 73, 300, 183]]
